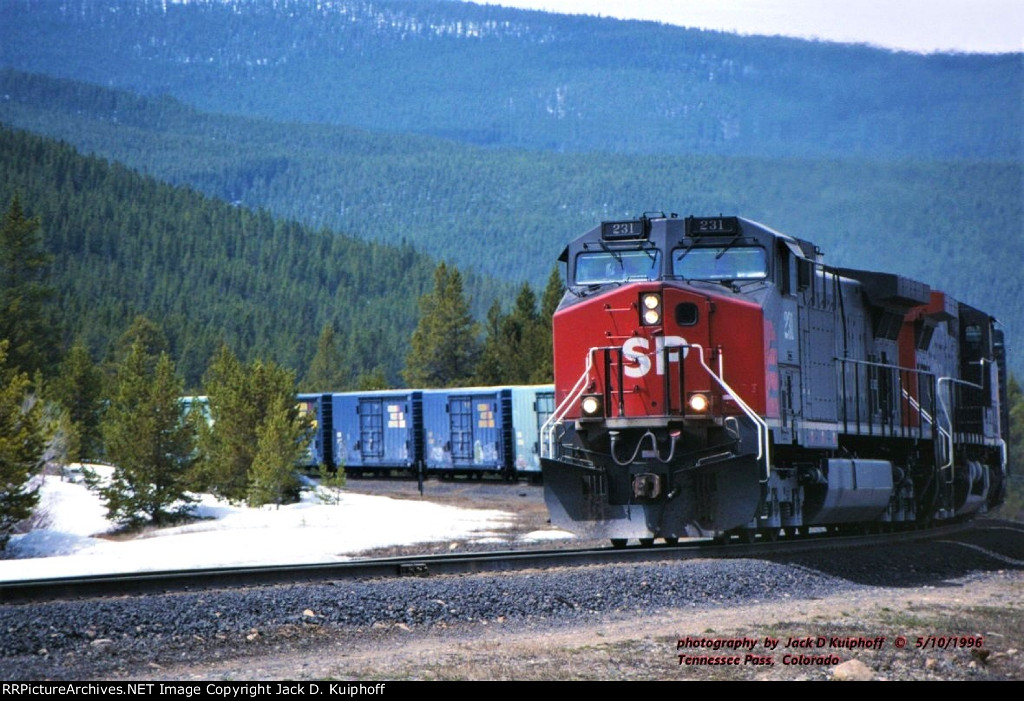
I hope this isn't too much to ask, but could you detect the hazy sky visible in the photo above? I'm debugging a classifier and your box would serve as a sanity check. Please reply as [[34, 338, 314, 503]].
[[466, 0, 1023, 54]]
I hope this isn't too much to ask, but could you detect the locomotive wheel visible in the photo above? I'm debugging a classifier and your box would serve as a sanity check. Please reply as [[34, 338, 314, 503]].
[[759, 528, 779, 542], [639, 538, 655, 547], [664, 537, 680, 545], [610, 538, 628, 549]]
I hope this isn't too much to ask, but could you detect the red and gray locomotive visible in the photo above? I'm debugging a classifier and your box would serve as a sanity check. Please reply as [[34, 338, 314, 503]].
[[540, 214, 1008, 544]]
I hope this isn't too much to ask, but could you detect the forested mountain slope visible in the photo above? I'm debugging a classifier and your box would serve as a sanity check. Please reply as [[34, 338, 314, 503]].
[[1, 0, 1020, 375], [1, 0, 1019, 160], [0, 126, 508, 386], [1, 68, 1020, 376]]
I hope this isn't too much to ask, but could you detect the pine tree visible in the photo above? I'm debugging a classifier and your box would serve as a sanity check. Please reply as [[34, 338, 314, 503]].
[[0, 195, 55, 378], [402, 262, 480, 388], [506, 282, 544, 384], [247, 393, 305, 507], [0, 341, 48, 550], [474, 300, 506, 386], [532, 265, 564, 383], [198, 345, 308, 503], [111, 316, 170, 375], [302, 323, 348, 391], [50, 341, 105, 461], [540, 265, 565, 320], [194, 344, 251, 500], [90, 344, 197, 527], [474, 281, 554, 385]]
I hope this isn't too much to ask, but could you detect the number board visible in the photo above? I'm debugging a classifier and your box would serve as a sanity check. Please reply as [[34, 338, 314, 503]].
[[686, 216, 740, 236], [601, 220, 647, 240]]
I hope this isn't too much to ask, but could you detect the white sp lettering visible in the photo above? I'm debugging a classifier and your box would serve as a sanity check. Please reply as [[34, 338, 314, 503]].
[[622, 336, 688, 378]]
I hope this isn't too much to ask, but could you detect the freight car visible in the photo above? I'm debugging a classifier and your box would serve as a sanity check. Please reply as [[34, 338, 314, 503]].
[[300, 385, 554, 479], [539, 213, 1008, 545], [331, 389, 423, 476]]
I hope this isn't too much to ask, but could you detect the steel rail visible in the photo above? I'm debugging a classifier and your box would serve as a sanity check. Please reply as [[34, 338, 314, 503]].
[[0, 521, 973, 604]]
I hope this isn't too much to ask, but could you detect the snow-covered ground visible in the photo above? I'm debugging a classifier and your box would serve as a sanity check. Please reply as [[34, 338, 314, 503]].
[[0, 466, 570, 582]]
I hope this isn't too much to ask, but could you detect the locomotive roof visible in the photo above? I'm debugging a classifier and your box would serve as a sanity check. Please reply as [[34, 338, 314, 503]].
[[558, 214, 819, 262]]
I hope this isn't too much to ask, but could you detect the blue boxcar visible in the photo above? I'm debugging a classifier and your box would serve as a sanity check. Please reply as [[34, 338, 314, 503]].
[[331, 390, 423, 475], [295, 384, 554, 480], [422, 387, 514, 477], [509, 385, 554, 476]]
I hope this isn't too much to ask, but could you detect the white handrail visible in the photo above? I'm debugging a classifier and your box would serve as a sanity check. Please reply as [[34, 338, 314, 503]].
[[541, 343, 770, 481], [540, 350, 595, 459], [688, 343, 771, 482]]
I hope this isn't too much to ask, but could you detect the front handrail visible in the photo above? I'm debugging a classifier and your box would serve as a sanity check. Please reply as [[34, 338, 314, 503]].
[[540, 349, 597, 459], [688, 343, 771, 482], [542, 341, 770, 484]]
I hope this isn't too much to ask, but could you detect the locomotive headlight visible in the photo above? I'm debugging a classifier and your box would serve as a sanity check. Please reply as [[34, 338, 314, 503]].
[[688, 393, 709, 413], [580, 394, 604, 418], [641, 293, 662, 325]]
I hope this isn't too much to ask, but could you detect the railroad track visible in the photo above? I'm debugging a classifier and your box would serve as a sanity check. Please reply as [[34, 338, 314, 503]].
[[0, 521, 973, 604]]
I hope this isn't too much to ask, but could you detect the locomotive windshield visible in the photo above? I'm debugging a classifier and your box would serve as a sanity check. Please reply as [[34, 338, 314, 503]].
[[672, 246, 767, 281], [575, 250, 661, 285]]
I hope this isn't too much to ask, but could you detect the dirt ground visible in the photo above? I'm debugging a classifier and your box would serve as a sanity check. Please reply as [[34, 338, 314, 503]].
[[137, 563, 1022, 682], [135, 478, 1024, 682]]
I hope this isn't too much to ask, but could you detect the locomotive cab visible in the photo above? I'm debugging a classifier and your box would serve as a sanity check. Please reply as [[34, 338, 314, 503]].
[[542, 215, 807, 541]]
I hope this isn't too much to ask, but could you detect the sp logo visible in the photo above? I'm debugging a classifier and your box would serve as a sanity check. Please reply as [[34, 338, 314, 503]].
[[622, 336, 688, 378]]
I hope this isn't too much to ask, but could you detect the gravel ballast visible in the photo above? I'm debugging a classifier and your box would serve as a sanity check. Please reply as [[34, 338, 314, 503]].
[[1, 526, 1022, 681]]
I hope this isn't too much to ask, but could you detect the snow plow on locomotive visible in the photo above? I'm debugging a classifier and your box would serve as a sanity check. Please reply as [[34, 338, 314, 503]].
[[540, 214, 1008, 545]]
